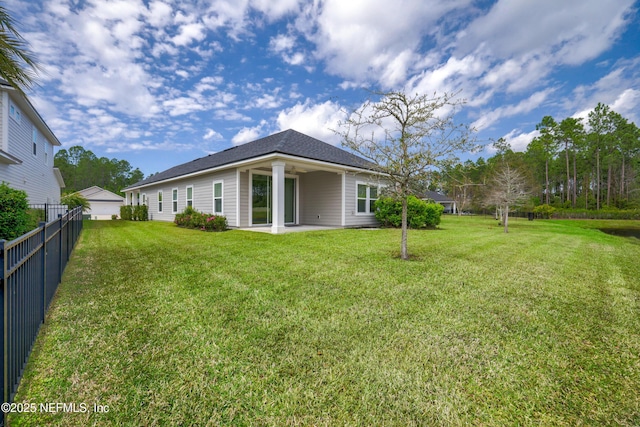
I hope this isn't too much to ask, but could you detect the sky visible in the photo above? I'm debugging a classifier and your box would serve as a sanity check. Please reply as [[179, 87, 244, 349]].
[[7, 0, 640, 177]]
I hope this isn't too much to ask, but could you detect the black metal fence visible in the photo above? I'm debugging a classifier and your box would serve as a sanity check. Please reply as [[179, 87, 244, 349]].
[[0, 207, 83, 423], [27, 204, 70, 223]]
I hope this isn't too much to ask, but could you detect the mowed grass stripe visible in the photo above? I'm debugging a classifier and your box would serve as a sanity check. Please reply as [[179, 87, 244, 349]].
[[9, 216, 640, 426]]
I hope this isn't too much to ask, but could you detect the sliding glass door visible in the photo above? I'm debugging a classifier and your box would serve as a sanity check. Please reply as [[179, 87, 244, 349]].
[[252, 174, 296, 225]]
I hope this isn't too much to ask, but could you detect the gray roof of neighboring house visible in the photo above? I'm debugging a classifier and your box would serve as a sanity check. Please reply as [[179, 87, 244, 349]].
[[422, 190, 454, 202], [125, 129, 375, 190]]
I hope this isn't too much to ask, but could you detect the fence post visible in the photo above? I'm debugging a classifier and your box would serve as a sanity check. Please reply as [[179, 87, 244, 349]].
[[1, 239, 6, 413], [58, 215, 63, 284], [40, 222, 47, 322]]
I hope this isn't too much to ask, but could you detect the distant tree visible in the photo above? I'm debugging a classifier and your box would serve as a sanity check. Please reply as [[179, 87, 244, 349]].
[[55, 146, 145, 194], [484, 162, 531, 233], [0, 4, 40, 93], [335, 90, 475, 259]]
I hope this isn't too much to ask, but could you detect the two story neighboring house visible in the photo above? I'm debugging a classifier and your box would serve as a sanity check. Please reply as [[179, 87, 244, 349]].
[[0, 79, 64, 204]]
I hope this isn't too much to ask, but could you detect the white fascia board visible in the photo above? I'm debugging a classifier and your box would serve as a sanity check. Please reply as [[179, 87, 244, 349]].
[[126, 152, 386, 191]]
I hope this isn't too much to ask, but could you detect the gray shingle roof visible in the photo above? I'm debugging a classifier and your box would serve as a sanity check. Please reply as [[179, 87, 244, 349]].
[[125, 129, 375, 189], [422, 190, 454, 202]]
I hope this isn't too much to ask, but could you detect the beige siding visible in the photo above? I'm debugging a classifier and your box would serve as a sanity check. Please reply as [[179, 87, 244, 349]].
[[299, 171, 343, 226], [343, 172, 382, 227], [0, 95, 61, 204], [238, 171, 249, 227], [138, 169, 238, 224]]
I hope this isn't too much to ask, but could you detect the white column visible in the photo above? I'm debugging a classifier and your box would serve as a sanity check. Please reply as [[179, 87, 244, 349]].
[[271, 161, 286, 234]]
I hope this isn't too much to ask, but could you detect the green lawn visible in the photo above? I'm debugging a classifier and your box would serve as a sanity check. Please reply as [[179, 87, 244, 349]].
[[9, 216, 640, 426]]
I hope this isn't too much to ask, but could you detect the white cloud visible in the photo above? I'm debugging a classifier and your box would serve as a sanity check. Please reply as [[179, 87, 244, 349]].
[[276, 100, 347, 144], [203, 129, 223, 140], [172, 22, 207, 46], [269, 34, 296, 53], [472, 89, 555, 131], [232, 123, 267, 145]]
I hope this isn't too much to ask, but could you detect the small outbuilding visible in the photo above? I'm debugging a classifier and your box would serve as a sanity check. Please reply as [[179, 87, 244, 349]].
[[422, 190, 457, 214], [76, 186, 124, 220]]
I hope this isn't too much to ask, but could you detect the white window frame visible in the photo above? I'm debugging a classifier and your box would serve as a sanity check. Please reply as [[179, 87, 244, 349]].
[[32, 127, 38, 157], [158, 190, 163, 213], [172, 188, 178, 214], [142, 193, 147, 206], [356, 181, 379, 215], [9, 103, 21, 123], [213, 180, 223, 215], [136, 192, 141, 205], [44, 140, 49, 165], [186, 185, 194, 208]]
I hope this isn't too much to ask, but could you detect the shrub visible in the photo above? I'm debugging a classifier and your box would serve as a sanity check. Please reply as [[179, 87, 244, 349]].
[[120, 205, 133, 221], [533, 204, 555, 219], [61, 192, 91, 212], [174, 207, 227, 232], [111, 214, 118, 220], [0, 182, 30, 240], [374, 195, 443, 229], [133, 204, 149, 221]]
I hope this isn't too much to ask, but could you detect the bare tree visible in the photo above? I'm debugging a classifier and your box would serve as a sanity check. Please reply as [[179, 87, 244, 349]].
[[335, 90, 475, 259], [485, 163, 531, 233]]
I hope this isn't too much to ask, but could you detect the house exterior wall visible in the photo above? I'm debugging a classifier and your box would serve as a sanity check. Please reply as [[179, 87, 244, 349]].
[[343, 172, 383, 227], [238, 170, 249, 227], [0, 92, 62, 204], [299, 171, 343, 226], [135, 169, 238, 223]]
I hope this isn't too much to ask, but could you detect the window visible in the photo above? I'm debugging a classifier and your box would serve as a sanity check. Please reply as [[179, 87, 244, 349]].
[[136, 193, 141, 205], [172, 188, 178, 213], [44, 140, 49, 165], [129, 192, 134, 206], [32, 127, 38, 156], [9, 103, 21, 122], [357, 182, 378, 214], [158, 191, 163, 213], [186, 185, 193, 208], [142, 193, 147, 205], [213, 181, 223, 214]]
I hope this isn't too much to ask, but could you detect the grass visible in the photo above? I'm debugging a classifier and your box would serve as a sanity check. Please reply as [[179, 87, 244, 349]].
[[9, 216, 640, 426]]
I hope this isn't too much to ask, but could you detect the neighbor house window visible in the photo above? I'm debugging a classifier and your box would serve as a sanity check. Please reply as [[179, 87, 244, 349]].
[[142, 193, 147, 205], [213, 181, 223, 214], [136, 193, 141, 205], [172, 188, 178, 213], [44, 140, 49, 165], [186, 185, 193, 208], [356, 182, 378, 214], [129, 192, 134, 206], [158, 191, 163, 213], [32, 127, 37, 156], [9, 103, 21, 122]]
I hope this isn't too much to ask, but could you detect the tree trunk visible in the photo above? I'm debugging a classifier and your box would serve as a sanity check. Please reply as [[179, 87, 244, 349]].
[[565, 141, 570, 206], [572, 151, 577, 207], [621, 156, 625, 204], [504, 204, 509, 233], [401, 196, 408, 260], [596, 147, 600, 210], [545, 159, 550, 205], [607, 163, 612, 207]]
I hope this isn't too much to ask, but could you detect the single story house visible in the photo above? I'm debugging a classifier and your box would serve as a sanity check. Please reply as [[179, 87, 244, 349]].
[[422, 190, 457, 214], [123, 129, 386, 233], [0, 79, 65, 204], [76, 186, 125, 220]]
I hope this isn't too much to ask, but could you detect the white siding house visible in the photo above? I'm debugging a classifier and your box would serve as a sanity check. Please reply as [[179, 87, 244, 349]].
[[123, 130, 385, 233], [0, 80, 64, 203]]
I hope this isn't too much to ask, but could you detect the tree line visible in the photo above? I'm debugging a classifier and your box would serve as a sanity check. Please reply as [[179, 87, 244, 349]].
[[54, 146, 144, 195], [440, 103, 640, 213]]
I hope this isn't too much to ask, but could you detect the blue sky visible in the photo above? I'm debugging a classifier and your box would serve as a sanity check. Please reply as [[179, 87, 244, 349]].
[[8, 0, 640, 177]]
